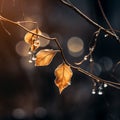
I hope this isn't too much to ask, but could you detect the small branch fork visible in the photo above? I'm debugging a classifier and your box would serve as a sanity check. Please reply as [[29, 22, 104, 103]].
[[60, 0, 120, 42], [75, 28, 101, 65], [0, 14, 120, 90], [97, 0, 118, 40]]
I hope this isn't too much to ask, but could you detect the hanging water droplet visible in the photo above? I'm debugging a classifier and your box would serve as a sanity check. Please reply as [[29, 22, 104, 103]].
[[98, 84, 103, 90], [32, 56, 36, 61], [89, 47, 94, 52], [98, 84, 103, 95], [84, 56, 87, 60], [28, 51, 32, 55], [104, 83, 108, 88], [28, 60, 33, 63], [104, 34, 108, 37], [90, 58, 93, 62], [98, 90, 103, 95]]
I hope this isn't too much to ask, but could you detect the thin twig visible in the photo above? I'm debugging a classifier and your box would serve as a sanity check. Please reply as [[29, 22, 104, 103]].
[[0, 21, 11, 35], [0, 0, 4, 13], [112, 61, 120, 73], [89, 55, 97, 88], [0, 0, 11, 35], [75, 28, 101, 65], [60, 0, 118, 39], [98, 0, 119, 41], [17, 21, 38, 24]]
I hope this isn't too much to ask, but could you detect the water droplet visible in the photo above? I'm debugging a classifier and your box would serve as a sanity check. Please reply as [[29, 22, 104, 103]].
[[98, 85, 103, 90], [90, 58, 93, 62], [104, 34, 108, 37], [98, 91, 103, 95], [20, 58, 34, 70], [28, 60, 33, 63], [32, 56, 36, 61], [28, 51, 32, 55], [104, 83, 108, 88], [92, 89, 96, 94], [84, 56, 88, 60]]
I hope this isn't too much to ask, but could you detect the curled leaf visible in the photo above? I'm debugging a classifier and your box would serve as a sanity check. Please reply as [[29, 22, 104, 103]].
[[35, 49, 59, 66], [24, 28, 41, 44], [54, 63, 73, 94], [24, 28, 41, 51]]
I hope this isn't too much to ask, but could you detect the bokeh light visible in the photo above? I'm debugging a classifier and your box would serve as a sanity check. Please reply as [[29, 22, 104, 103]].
[[16, 41, 30, 57], [20, 57, 34, 70], [39, 33, 50, 47], [99, 57, 113, 72], [49, 33, 62, 49], [67, 36, 84, 57], [22, 17, 35, 30], [34, 107, 47, 118], [87, 63, 102, 76], [12, 108, 26, 119]]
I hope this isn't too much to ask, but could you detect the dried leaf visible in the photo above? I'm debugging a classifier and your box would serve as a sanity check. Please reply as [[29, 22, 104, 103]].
[[24, 28, 41, 51], [35, 49, 59, 66], [24, 28, 41, 44], [54, 63, 73, 94]]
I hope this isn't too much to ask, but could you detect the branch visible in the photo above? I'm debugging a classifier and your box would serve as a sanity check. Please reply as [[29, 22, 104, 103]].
[[60, 0, 120, 41], [0, 15, 55, 40], [0, 15, 120, 90], [75, 28, 101, 65]]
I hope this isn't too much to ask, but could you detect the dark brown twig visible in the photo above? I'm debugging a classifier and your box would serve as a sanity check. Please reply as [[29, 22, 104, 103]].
[[60, 0, 119, 39], [75, 28, 101, 65], [98, 0, 119, 41]]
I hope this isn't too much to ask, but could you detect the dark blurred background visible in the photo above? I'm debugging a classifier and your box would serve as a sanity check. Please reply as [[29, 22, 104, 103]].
[[0, 0, 120, 120]]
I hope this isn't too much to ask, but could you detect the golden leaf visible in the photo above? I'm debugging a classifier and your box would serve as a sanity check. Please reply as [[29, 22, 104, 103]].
[[24, 28, 41, 44], [54, 63, 73, 94], [24, 28, 41, 51], [35, 49, 59, 66]]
